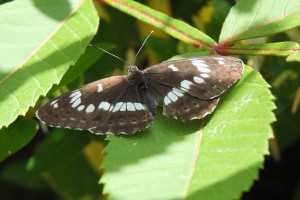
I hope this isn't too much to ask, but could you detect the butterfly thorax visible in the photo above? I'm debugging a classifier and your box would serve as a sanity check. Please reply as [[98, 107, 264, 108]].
[[128, 65, 157, 116]]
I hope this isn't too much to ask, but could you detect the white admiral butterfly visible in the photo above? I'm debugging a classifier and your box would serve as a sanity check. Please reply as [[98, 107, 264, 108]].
[[36, 56, 243, 135]]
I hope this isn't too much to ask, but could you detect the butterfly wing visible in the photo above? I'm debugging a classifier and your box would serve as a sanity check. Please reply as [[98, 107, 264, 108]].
[[143, 56, 244, 120], [36, 76, 154, 135]]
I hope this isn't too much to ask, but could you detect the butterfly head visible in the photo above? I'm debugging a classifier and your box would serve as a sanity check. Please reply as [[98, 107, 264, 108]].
[[128, 65, 139, 74]]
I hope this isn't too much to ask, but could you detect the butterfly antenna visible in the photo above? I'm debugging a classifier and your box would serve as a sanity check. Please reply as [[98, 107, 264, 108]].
[[133, 31, 154, 64], [88, 44, 131, 66]]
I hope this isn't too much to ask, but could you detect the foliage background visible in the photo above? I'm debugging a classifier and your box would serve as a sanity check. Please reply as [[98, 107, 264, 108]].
[[0, 0, 299, 199]]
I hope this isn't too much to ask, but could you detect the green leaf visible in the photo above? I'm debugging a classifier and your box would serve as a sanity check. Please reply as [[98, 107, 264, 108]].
[[27, 129, 90, 176], [286, 51, 300, 62], [46, 153, 101, 199], [52, 43, 115, 90], [102, 0, 216, 46], [0, 0, 99, 129], [101, 66, 276, 200], [226, 42, 300, 56], [0, 118, 38, 162], [25, 129, 101, 199], [274, 106, 300, 150], [146, 36, 178, 60], [220, 0, 300, 42], [0, 160, 48, 190]]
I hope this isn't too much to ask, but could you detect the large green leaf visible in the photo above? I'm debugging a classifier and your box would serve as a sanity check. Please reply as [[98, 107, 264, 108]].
[[101, 66, 275, 200], [220, 0, 300, 43], [0, 0, 99, 128]]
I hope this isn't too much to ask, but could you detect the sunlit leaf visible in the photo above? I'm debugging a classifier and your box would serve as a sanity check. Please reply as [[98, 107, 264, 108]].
[[220, 0, 300, 42], [0, 0, 99, 128]]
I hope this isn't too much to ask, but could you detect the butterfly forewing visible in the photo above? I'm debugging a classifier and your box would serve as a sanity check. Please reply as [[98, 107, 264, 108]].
[[36, 75, 154, 134]]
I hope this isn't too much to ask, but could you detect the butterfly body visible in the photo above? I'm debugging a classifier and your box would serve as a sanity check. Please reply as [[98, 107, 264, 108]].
[[127, 65, 158, 116], [36, 56, 244, 135]]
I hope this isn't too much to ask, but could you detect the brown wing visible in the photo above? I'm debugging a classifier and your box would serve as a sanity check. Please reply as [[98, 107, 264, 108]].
[[36, 76, 154, 135], [143, 56, 243, 120]]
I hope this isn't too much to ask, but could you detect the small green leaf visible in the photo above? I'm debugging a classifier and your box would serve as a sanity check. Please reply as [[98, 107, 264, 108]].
[[102, 0, 216, 46], [0, 0, 99, 129], [101, 66, 275, 200], [0, 118, 38, 162], [220, 0, 300, 42]]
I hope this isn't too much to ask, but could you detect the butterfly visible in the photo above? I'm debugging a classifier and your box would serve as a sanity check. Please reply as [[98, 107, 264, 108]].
[[36, 56, 244, 135]]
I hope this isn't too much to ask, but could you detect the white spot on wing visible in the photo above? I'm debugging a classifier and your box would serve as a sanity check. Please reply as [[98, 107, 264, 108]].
[[120, 103, 126, 111], [190, 59, 204, 63], [200, 73, 209, 78], [218, 60, 225, 65], [134, 103, 144, 110], [113, 102, 123, 112], [97, 83, 103, 92], [69, 90, 80, 98], [127, 102, 135, 111], [164, 88, 184, 105], [196, 66, 211, 73], [180, 80, 193, 90], [109, 105, 114, 112], [50, 100, 58, 105], [53, 103, 59, 108], [71, 98, 81, 108], [168, 64, 179, 71], [168, 91, 178, 102], [77, 105, 85, 111], [191, 60, 209, 68], [172, 90, 184, 97], [99, 102, 110, 111], [193, 76, 205, 84], [214, 57, 224, 60], [180, 87, 189, 92], [164, 96, 171, 105], [86, 104, 95, 113], [70, 92, 81, 103], [173, 87, 184, 95]]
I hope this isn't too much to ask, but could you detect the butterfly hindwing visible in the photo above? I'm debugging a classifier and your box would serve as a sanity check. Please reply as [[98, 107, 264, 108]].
[[36, 76, 154, 134], [88, 85, 154, 135]]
